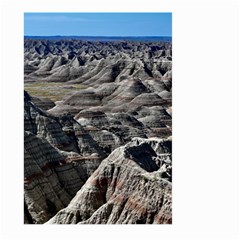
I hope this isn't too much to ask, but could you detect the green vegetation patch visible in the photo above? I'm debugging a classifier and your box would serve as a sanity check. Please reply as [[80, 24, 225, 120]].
[[24, 82, 87, 102]]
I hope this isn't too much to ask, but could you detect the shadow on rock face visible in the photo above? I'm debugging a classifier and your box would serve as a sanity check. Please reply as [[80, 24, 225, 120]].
[[127, 143, 159, 172]]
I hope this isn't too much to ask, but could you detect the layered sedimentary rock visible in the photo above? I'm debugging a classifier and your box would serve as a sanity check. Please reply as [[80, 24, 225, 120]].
[[46, 138, 172, 224], [24, 38, 172, 224], [24, 39, 172, 84], [24, 146, 102, 224], [31, 96, 55, 111], [24, 92, 105, 223]]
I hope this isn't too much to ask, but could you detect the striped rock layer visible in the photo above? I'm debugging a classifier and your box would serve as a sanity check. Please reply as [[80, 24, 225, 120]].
[[46, 138, 172, 224], [24, 39, 172, 224]]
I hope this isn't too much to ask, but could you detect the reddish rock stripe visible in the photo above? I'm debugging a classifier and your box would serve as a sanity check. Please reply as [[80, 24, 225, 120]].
[[65, 156, 101, 163]]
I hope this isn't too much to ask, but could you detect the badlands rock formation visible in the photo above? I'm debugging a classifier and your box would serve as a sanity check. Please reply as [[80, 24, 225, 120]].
[[24, 38, 172, 224], [24, 39, 172, 84], [47, 138, 172, 224]]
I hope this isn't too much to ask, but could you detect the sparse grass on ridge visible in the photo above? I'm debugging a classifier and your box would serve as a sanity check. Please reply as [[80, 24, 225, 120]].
[[24, 82, 87, 102]]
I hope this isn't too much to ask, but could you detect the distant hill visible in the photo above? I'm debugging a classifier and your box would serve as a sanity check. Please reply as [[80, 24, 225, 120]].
[[24, 36, 172, 42]]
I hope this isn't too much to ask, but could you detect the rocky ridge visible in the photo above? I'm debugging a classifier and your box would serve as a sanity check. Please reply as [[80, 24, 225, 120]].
[[24, 39, 172, 84], [24, 39, 172, 224], [46, 138, 172, 224]]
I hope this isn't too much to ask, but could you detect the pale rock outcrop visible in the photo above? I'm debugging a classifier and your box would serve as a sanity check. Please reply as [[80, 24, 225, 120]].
[[46, 138, 172, 224]]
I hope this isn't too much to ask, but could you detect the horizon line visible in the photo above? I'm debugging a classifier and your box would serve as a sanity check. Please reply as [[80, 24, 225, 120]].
[[24, 35, 172, 37]]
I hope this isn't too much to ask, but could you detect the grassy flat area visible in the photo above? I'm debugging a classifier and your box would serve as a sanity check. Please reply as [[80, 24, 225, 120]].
[[24, 82, 87, 102]]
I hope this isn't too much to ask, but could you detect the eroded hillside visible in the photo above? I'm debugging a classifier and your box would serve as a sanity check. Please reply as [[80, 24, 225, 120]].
[[24, 39, 172, 224]]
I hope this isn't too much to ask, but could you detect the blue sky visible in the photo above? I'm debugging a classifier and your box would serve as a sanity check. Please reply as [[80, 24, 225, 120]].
[[24, 13, 172, 36]]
